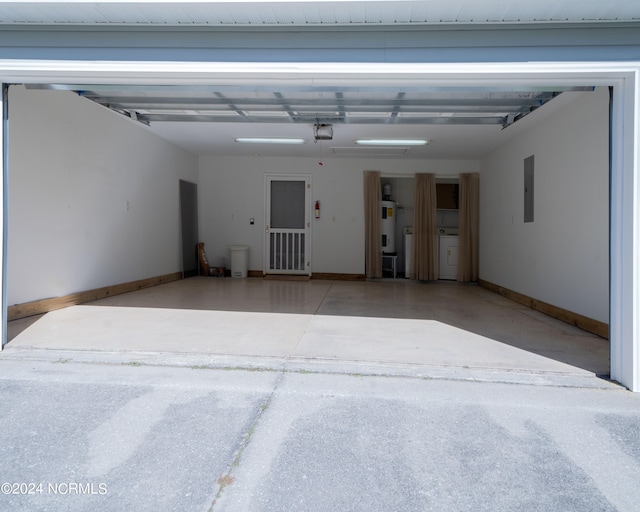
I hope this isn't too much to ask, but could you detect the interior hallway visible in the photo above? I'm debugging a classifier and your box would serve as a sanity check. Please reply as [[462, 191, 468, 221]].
[[6, 277, 609, 380]]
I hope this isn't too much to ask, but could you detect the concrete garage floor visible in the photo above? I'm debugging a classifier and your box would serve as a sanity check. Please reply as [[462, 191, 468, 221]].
[[7, 277, 609, 382], [3, 278, 640, 512]]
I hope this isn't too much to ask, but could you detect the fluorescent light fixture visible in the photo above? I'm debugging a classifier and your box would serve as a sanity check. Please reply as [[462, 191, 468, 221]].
[[235, 137, 306, 144], [355, 139, 429, 146]]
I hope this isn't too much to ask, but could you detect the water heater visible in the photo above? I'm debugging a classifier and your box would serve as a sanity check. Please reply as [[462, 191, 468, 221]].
[[381, 200, 396, 253]]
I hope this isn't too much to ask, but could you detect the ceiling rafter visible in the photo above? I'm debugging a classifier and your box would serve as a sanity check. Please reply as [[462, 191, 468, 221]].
[[213, 91, 247, 119], [273, 92, 296, 123]]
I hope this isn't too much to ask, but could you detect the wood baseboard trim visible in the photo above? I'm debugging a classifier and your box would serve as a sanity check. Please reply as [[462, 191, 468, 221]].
[[8, 272, 183, 321], [252, 271, 366, 281], [478, 279, 609, 339], [311, 273, 366, 281], [263, 274, 311, 281]]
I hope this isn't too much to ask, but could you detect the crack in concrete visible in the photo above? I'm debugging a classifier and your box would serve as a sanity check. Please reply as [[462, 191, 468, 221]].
[[205, 369, 285, 512]]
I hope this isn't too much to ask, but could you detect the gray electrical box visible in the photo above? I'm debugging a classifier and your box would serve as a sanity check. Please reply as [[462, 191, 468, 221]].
[[524, 155, 534, 223]]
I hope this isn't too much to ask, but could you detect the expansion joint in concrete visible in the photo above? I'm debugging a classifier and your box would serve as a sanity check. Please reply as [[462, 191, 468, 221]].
[[206, 369, 285, 511]]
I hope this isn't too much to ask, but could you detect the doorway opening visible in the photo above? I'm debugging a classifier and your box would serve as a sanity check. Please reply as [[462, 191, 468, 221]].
[[380, 176, 414, 278], [380, 176, 467, 281], [179, 180, 199, 278]]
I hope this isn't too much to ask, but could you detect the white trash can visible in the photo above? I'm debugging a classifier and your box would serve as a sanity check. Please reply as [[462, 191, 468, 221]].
[[229, 245, 249, 278]]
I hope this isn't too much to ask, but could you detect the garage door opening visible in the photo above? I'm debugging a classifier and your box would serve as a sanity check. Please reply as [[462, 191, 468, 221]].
[[0, 60, 628, 390]]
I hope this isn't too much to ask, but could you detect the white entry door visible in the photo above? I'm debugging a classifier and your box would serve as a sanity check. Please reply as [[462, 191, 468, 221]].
[[264, 174, 311, 275]]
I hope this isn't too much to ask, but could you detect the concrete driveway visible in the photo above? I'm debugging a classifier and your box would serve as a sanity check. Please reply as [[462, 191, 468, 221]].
[[0, 348, 638, 512]]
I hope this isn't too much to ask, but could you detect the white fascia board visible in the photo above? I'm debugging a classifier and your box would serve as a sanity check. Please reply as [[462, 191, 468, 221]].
[[0, 88, 4, 351], [636, 72, 640, 392], [0, 59, 637, 87], [1, 0, 400, 2]]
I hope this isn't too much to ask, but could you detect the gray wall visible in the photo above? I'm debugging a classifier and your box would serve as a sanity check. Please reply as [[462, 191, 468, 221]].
[[0, 24, 639, 62]]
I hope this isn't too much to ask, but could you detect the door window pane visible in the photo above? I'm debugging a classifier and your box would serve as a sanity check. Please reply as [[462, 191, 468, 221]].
[[271, 181, 305, 229]]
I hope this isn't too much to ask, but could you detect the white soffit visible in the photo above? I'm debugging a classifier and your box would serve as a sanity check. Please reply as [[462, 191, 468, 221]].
[[0, 0, 638, 26]]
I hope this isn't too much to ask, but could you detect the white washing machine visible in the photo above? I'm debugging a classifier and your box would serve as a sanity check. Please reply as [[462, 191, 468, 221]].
[[438, 228, 459, 280]]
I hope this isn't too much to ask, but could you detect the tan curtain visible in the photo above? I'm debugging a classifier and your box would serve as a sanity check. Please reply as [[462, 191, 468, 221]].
[[363, 170, 382, 278], [411, 173, 438, 280], [457, 172, 479, 282]]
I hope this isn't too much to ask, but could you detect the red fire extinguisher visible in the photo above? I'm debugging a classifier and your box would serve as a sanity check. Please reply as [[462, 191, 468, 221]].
[[315, 200, 320, 219]]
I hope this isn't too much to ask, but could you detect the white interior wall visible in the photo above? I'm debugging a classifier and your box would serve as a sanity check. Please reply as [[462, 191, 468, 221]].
[[7, 83, 611, 327], [7, 86, 198, 305], [479, 87, 610, 323], [198, 156, 477, 274]]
